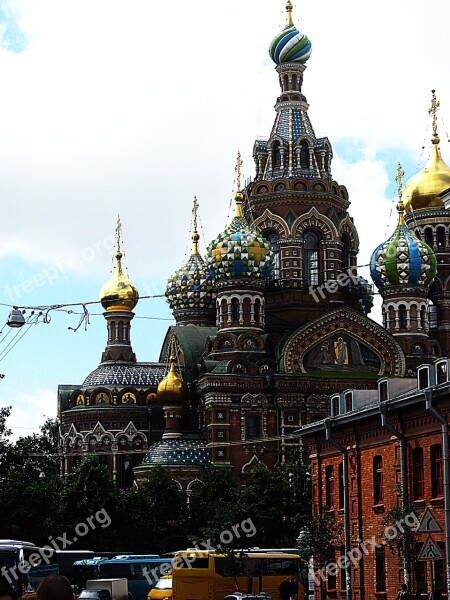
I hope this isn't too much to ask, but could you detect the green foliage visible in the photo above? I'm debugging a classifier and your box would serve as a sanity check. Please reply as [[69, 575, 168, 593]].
[[117, 466, 188, 554], [381, 500, 422, 566]]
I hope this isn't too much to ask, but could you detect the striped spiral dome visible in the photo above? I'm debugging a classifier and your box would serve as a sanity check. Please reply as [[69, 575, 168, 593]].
[[269, 23, 312, 65]]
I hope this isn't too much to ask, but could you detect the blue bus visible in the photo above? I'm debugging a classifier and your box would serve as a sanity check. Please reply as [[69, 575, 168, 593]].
[[97, 557, 169, 600]]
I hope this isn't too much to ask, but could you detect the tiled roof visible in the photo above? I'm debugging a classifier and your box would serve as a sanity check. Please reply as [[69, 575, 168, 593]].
[[141, 438, 209, 466], [83, 362, 167, 387]]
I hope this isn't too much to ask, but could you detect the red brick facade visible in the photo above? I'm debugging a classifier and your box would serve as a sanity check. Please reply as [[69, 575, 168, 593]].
[[302, 382, 449, 600]]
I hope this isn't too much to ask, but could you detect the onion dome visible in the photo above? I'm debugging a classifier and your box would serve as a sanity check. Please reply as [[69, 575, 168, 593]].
[[99, 217, 139, 312], [269, 0, 312, 65], [166, 197, 216, 310], [207, 193, 273, 280], [156, 356, 187, 405], [371, 191, 436, 291], [404, 91, 450, 211]]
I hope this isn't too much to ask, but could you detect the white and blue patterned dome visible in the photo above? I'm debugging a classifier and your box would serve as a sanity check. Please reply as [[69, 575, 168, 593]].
[[207, 196, 273, 280], [370, 202, 437, 291], [269, 1, 312, 65], [141, 438, 209, 466]]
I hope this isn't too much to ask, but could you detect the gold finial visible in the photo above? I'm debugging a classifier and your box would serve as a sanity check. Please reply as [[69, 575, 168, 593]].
[[234, 151, 244, 217], [395, 162, 405, 221], [192, 195, 200, 255], [115, 214, 122, 256], [429, 89, 441, 144], [286, 0, 294, 26]]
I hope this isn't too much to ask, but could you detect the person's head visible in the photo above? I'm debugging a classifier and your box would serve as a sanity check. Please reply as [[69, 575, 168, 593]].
[[37, 575, 74, 600], [0, 584, 17, 600]]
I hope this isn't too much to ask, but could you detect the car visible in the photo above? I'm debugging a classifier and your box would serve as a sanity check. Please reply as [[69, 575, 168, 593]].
[[78, 591, 112, 600], [147, 576, 172, 600]]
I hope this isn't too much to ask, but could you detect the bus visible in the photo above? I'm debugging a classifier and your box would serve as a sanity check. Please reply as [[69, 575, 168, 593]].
[[97, 557, 168, 600], [70, 553, 133, 591], [0, 542, 58, 600], [172, 550, 305, 600]]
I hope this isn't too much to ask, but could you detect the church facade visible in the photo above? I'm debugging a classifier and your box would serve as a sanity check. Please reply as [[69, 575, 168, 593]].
[[58, 2, 450, 491]]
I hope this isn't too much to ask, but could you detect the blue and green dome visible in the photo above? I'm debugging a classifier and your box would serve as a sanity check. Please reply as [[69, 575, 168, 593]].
[[207, 198, 273, 280], [370, 205, 436, 290], [166, 240, 216, 310], [269, 2, 311, 65]]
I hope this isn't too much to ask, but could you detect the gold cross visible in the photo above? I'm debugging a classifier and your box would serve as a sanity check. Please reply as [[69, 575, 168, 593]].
[[115, 214, 122, 252], [395, 162, 404, 200], [286, 0, 293, 25], [192, 195, 199, 232], [235, 151, 243, 192], [429, 89, 440, 138]]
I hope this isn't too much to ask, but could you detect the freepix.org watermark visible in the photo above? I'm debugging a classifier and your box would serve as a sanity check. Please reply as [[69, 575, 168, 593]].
[[314, 510, 419, 585], [0, 508, 111, 585], [143, 517, 257, 583], [3, 235, 115, 302], [309, 267, 360, 303]]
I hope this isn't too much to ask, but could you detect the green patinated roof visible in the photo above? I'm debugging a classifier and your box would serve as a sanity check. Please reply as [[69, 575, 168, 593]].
[[159, 326, 218, 381]]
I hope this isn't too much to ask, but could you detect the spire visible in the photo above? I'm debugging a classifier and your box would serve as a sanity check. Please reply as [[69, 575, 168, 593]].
[[395, 162, 405, 224], [192, 195, 200, 255], [234, 151, 244, 217], [286, 0, 294, 26], [115, 214, 122, 255], [429, 89, 441, 144]]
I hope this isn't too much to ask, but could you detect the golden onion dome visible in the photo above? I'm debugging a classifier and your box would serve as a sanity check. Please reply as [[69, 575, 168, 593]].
[[157, 356, 187, 405], [404, 138, 450, 211]]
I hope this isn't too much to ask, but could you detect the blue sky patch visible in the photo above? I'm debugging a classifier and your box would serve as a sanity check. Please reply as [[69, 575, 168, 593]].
[[0, 0, 28, 53]]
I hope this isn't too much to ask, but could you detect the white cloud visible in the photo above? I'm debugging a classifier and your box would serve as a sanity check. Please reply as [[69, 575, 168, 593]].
[[0, 0, 448, 281], [1, 388, 55, 441]]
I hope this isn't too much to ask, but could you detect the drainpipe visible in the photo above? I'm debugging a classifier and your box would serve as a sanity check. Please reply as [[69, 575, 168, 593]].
[[325, 418, 352, 600], [424, 388, 450, 600], [380, 402, 409, 587]]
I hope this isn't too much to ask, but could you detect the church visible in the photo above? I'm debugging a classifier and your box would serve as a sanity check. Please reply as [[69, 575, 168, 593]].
[[57, 1, 450, 493]]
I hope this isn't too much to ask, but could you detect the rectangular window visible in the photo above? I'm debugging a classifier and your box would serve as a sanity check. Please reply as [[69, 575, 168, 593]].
[[375, 546, 386, 592], [379, 380, 388, 402], [325, 465, 335, 509], [340, 547, 346, 591], [418, 367, 429, 390], [338, 462, 344, 510], [345, 392, 353, 413], [373, 455, 384, 505], [412, 447, 424, 499], [431, 444, 444, 498]]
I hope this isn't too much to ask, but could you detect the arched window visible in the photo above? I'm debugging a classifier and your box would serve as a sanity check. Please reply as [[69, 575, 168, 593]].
[[231, 298, 239, 322], [246, 416, 260, 438], [425, 228, 434, 248], [325, 465, 334, 509], [110, 321, 116, 342], [254, 299, 261, 325], [412, 448, 424, 499], [399, 305, 407, 329], [304, 231, 320, 286], [338, 462, 344, 509], [118, 321, 124, 341], [265, 232, 280, 279], [272, 142, 282, 168], [375, 546, 386, 592], [283, 74, 289, 91], [431, 444, 443, 498], [437, 226, 445, 249], [341, 234, 351, 270], [221, 299, 227, 326], [420, 306, 426, 329], [373, 455, 383, 505], [299, 141, 309, 168], [291, 74, 298, 90]]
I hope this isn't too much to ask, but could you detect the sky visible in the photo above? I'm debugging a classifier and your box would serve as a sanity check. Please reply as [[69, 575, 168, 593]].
[[0, 0, 449, 439]]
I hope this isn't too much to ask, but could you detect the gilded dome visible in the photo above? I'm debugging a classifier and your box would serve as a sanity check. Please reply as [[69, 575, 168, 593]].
[[370, 202, 436, 290], [100, 249, 139, 312], [403, 138, 450, 211], [269, 1, 312, 65], [157, 356, 187, 406], [207, 199, 273, 280]]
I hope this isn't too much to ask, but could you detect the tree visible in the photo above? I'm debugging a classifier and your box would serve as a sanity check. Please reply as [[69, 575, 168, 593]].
[[188, 466, 241, 548], [58, 454, 119, 550], [381, 501, 423, 588], [117, 466, 188, 553], [299, 511, 342, 600]]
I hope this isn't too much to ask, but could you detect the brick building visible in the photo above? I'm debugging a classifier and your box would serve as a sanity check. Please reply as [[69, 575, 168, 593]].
[[299, 357, 450, 600]]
